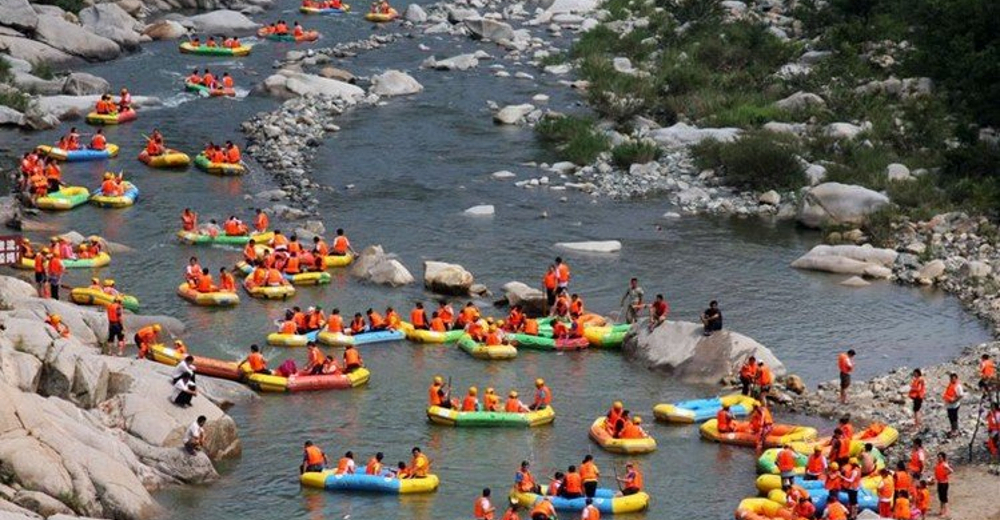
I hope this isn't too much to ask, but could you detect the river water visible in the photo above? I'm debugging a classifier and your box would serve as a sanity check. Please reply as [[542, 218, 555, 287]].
[[0, 1, 991, 518]]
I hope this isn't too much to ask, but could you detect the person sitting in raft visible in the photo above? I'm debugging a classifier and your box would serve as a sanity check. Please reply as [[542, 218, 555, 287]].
[[403, 447, 429, 479], [307, 307, 326, 332], [205, 36, 218, 48], [261, 22, 277, 34], [569, 293, 584, 319], [221, 72, 234, 90], [86, 277, 101, 291], [466, 318, 486, 342], [290, 307, 307, 332], [277, 311, 298, 336], [251, 209, 269, 235], [301, 440, 328, 474], [181, 208, 198, 232], [383, 306, 401, 330], [222, 37, 236, 48], [91, 128, 107, 151], [461, 386, 480, 412], [716, 404, 736, 433], [559, 465, 584, 499], [202, 69, 216, 90], [95, 95, 115, 115], [618, 462, 644, 496], [648, 293, 669, 332], [335, 452, 356, 475], [455, 302, 480, 328], [348, 312, 366, 334], [329, 0, 343, 8], [777, 444, 798, 488], [505, 390, 529, 413], [570, 316, 586, 339], [483, 387, 500, 411], [366, 308, 386, 331], [504, 305, 525, 332], [283, 252, 302, 275], [410, 302, 430, 330], [171, 373, 198, 407], [325, 308, 344, 334], [187, 68, 202, 85], [605, 401, 624, 434], [293, 22, 304, 38], [219, 267, 236, 293], [240, 344, 271, 375], [45, 313, 70, 337], [44, 159, 62, 193], [378, 0, 392, 14], [530, 378, 551, 411], [210, 145, 227, 164], [321, 355, 341, 375], [223, 216, 247, 236], [99, 172, 123, 197], [100, 279, 118, 299], [193, 267, 218, 293], [304, 343, 324, 375], [343, 343, 363, 373], [522, 317, 539, 336], [331, 228, 356, 256], [611, 410, 633, 438], [275, 20, 289, 34], [551, 318, 569, 340], [550, 289, 570, 318], [701, 300, 723, 336], [270, 229, 289, 251], [225, 141, 241, 164], [118, 87, 132, 112], [515, 461, 541, 494], [189, 36, 200, 46], [484, 324, 505, 346], [429, 375, 457, 409], [437, 300, 455, 329], [429, 311, 447, 333]]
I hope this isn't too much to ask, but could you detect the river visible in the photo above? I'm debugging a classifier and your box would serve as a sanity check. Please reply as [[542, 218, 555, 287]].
[[0, 1, 991, 518]]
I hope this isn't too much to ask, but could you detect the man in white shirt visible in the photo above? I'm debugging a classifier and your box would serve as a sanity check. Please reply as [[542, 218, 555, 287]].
[[184, 416, 207, 454], [172, 355, 196, 384]]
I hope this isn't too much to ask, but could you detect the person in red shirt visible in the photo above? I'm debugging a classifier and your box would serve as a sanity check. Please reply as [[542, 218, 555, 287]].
[[838, 349, 856, 404], [647, 294, 669, 332]]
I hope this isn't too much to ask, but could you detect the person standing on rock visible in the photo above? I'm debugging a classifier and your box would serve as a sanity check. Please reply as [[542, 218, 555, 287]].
[[909, 368, 926, 430], [542, 265, 558, 311], [700, 300, 723, 336], [943, 373, 965, 438], [184, 416, 207, 454], [933, 452, 953, 517], [46, 250, 63, 301], [554, 257, 571, 290], [837, 349, 856, 404], [619, 278, 644, 324], [979, 353, 997, 389], [739, 356, 757, 396]]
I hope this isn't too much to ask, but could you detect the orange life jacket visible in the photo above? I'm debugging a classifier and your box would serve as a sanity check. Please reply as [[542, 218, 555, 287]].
[[344, 348, 361, 367], [333, 236, 350, 254], [563, 472, 582, 493], [327, 314, 343, 332]]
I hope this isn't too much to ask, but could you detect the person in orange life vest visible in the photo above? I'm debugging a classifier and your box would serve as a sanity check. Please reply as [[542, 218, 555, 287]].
[[190, 36, 200, 46], [95, 96, 113, 115], [456, 301, 480, 328], [181, 208, 198, 232], [838, 349, 856, 404], [334, 451, 356, 476], [325, 308, 344, 333], [270, 229, 289, 250], [289, 307, 306, 332], [343, 344, 363, 373], [265, 266, 287, 287], [300, 440, 328, 474], [933, 451, 953, 517], [222, 216, 245, 236], [793, 496, 816, 520], [378, 0, 391, 14], [484, 325, 503, 346], [404, 447, 429, 479], [29, 166, 48, 202], [755, 360, 774, 404], [825, 492, 849, 520], [505, 390, 528, 413], [986, 402, 1000, 462], [203, 140, 215, 158], [715, 404, 737, 433], [436, 300, 455, 329], [466, 319, 486, 342], [428, 375, 456, 409], [331, 228, 356, 256], [410, 302, 430, 330], [892, 489, 911, 520], [118, 88, 131, 112], [619, 416, 648, 440], [77, 242, 95, 260], [293, 22, 304, 38], [45, 250, 63, 300], [569, 293, 584, 318], [219, 267, 236, 293], [500, 500, 520, 520], [321, 355, 341, 375], [384, 306, 401, 330], [824, 462, 842, 495], [504, 305, 524, 332], [283, 251, 301, 275], [804, 445, 827, 481], [205, 36, 217, 47], [252, 208, 269, 233], [529, 379, 551, 411], [366, 308, 386, 331], [461, 387, 480, 412], [551, 319, 569, 340], [909, 368, 926, 430], [194, 268, 217, 293], [648, 293, 669, 332], [202, 69, 216, 90], [427, 311, 446, 332], [187, 69, 202, 85], [306, 307, 326, 332], [559, 465, 584, 499], [247, 262, 268, 289], [980, 353, 997, 389], [261, 22, 276, 34], [514, 460, 540, 494], [776, 443, 798, 488], [212, 145, 227, 163], [617, 462, 643, 496], [531, 495, 556, 520], [222, 37, 235, 48], [541, 264, 558, 310], [942, 373, 965, 438], [893, 460, 913, 500], [569, 316, 586, 338], [348, 312, 366, 334], [550, 290, 569, 318], [605, 401, 623, 434], [225, 141, 241, 163], [106, 295, 126, 354], [240, 344, 271, 375], [275, 20, 289, 34], [45, 314, 70, 338], [914, 480, 930, 516], [908, 437, 927, 477], [90, 128, 107, 151], [876, 468, 895, 519], [44, 159, 62, 192], [829, 428, 849, 466], [553, 256, 570, 288], [481, 387, 500, 411], [837, 415, 855, 445], [780, 483, 808, 510], [840, 457, 862, 516], [365, 452, 386, 476], [277, 310, 298, 335], [134, 323, 161, 360]]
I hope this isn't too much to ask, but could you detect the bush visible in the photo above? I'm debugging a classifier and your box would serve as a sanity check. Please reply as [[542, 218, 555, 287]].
[[0, 91, 31, 113], [30, 61, 55, 80], [611, 140, 663, 169], [536, 115, 610, 165], [939, 139, 1000, 216], [0, 58, 11, 84], [691, 132, 806, 191], [709, 102, 787, 128]]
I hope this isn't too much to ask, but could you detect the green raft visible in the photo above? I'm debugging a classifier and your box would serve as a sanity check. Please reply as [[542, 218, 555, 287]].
[[176, 230, 274, 246], [584, 324, 630, 348], [426, 405, 555, 427]]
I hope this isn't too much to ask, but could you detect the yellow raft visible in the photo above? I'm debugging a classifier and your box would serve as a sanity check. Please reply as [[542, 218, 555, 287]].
[[242, 279, 295, 300], [243, 367, 369, 392], [139, 149, 190, 168], [427, 405, 555, 427], [700, 419, 818, 449], [589, 417, 657, 454], [176, 283, 240, 306], [70, 287, 139, 312], [364, 8, 397, 21], [194, 152, 245, 175], [179, 41, 252, 56], [15, 252, 111, 270], [35, 186, 90, 210], [301, 470, 439, 494], [398, 322, 465, 343], [457, 335, 517, 360]]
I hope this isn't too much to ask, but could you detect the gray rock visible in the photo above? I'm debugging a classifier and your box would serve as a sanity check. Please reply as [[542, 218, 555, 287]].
[[797, 182, 890, 229], [493, 103, 534, 125], [463, 204, 495, 216], [464, 19, 514, 41], [0, 0, 38, 32], [424, 261, 475, 295], [886, 163, 911, 182], [545, 0, 598, 14], [61, 72, 110, 96], [0, 32, 75, 65], [612, 56, 633, 73], [791, 244, 897, 279], [804, 164, 827, 186], [648, 122, 740, 149], [501, 281, 547, 316], [182, 10, 258, 35], [491, 170, 516, 180], [369, 70, 423, 97], [758, 190, 781, 206], [916, 259, 946, 285], [34, 14, 121, 62], [964, 260, 991, 278], [840, 276, 871, 287], [78, 4, 143, 49], [446, 6, 480, 23], [0, 105, 26, 127], [425, 53, 480, 71], [318, 67, 355, 83], [142, 20, 187, 40], [404, 4, 427, 23], [824, 122, 869, 140], [262, 70, 365, 101], [350, 245, 414, 287], [774, 91, 826, 112]]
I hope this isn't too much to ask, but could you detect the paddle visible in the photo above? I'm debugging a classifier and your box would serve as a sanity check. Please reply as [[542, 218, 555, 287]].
[[612, 464, 623, 493]]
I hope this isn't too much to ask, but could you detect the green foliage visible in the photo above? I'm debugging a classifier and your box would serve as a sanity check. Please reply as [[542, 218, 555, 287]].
[[0, 58, 11, 84], [0, 91, 31, 113], [31, 61, 55, 80], [660, 0, 723, 27], [709, 101, 787, 128], [691, 132, 806, 191], [610, 140, 663, 169], [862, 206, 904, 248], [938, 139, 1000, 216], [35, 0, 85, 13], [535, 115, 610, 165]]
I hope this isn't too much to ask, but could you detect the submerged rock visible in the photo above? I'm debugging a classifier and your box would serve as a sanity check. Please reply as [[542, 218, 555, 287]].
[[350, 245, 414, 287], [463, 204, 495, 216], [791, 244, 897, 279], [554, 240, 622, 253], [369, 70, 423, 97]]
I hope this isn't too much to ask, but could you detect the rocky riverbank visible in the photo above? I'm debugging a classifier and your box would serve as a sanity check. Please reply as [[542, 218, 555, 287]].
[[0, 275, 253, 520]]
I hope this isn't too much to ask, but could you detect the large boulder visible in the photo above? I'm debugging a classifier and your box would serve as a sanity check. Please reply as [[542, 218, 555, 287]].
[[424, 53, 482, 71], [0, 105, 26, 127], [790, 244, 897, 279], [446, 6, 480, 23], [0, 195, 22, 230], [262, 69, 365, 101], [182, 10, 259, 35], [622, 321, 785, 383], [546, 0, 599, 13], [648, 122, 740, 149], [493, 104, 534, 125], [78, 4, 143, 49], [350, 245, 414, 287], [501, 281, 547, 316], [424, 261, 474, 295], [797, 182, 890, 228], [61, 72, 110, 95], [0, 0, 39, 32], [142, 20, 188, 40], [464, 19, 514, 41], [404, 4, 427, 23], [34, 14, 121, 62], [0, 31, 75, 65], [369, 70, 423, 97]]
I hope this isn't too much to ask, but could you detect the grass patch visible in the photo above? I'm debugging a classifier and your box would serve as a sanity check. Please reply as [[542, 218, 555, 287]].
[[691, 132, 806, 191], [30, 61, 55, 80], [610, 140, 662, 169], [536, 115, 610, 165], [0, 91, 31, 113]]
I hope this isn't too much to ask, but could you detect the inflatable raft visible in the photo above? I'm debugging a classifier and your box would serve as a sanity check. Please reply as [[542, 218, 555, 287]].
[[70, 287, 139, 312], [457, 335, 517, 360], [90, 181, 139, 208], [755, 473, 881, 495], [148, 343, 242, 381], [653, 393, 758, 424], [258, 29, 320, 42], [194, 153, 245, 175], [243, 367, 369, 392], [85, 109, 137, 125], [756, 442, 886, 475], [299, 4, 350, 14], [15, 252, 111, 270], [507, 333, 589, 351], [317, 329, 405, 347], [509, 487, 650, 515], [36, 144, 119, 162], [234, 261, 331, 285], [139, 149, 191, 168], [177, 230, 274, 246], [364, 8, 398, 21], [184, 81, 236, 97], [300, 471, 438, 494], [177, 283, 239, 306], [179, 41, 251, 56], [266, 329, 319, 347], [812, 423, 900, 451], [427, 405, 555, 427], [242, 279, 295, 300], [583, 324, 630, 348], [35, 186, 89, 210], [700, 419, 818, 449], [398, 322, 464, 343], [761, 486, 879, 515], [589, 417, 657, 454]]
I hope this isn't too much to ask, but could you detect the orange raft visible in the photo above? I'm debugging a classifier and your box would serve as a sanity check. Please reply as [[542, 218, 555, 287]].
[[700, 419, 817, 449], [148, 343, 242, 381]]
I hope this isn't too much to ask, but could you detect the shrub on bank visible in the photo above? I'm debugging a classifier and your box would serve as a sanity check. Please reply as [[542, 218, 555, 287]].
[[536, 115, 610, 165], [611, 140, 662, 169], [691, 132, 806, 191]]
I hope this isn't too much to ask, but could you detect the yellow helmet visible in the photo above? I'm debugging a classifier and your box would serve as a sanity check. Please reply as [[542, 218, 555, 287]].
[[22, 238, 30, 244], [486, 387, 494, 394], [814, 446, 822, 453], [497, 319, 505, 326], [468, 386, 477, 395], [174, 339, 185, 347], [830, 462, 840, 470], [103, 279, 114, 286], [49, 314, 61, 323], [42, 247, 50, 254], [849, 457, 858, 465], [104, 172, 113, 179], [486, 317, 495, 323], [535, 378, 544, 387], [633, 416, 642, 424], [433, 376, 443, 384], [509, 390, 518, 398], [613, 401, 623, 409], [153, 324, 162, 332]]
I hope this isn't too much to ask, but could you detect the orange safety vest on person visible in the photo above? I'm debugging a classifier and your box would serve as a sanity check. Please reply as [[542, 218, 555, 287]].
[[461, 394, 478, 412], [877, 477, 894, 501], [841, 423, 854, 442], [893, 498, 911, 520], [908, 448, 925, 474], [305, 445, 324, 466], [47, 256, 64, 276], [307, 311, 324, 331], [580, 461, 598, 482], [777, 449, 796, 472], [485, 331, 501, 346], [279, 320, 297, 334], [409, 453, 429, 477], [411, 309, 427, 328], [203, 73, 215, 88], [430, 317, 446, 332], [368, 311, 384, 328], [530, 500, 555, 519], [943, 381, 960, 404], [914, 487, 930, 512], [314, 239, 329, 256], [335, 457, 353, 475], [570, 299, 583, 316], [982, 358, 997, 379], [333, 236, 350, 254], [909, 376, 926, 399], [842, 465, 861, 490], [254, 212, 269, 232], [439, 305, 454, 325], [933, 461, 950, 483], [824, 471, 841, 491], [838, 352, 853, 374], [893, 470, 911, 494], [248, 352, 266, 371], [365, 457, 382, 475], [523, 319, 539, 335], [136, 326, 157, 345], [385, 310, 400, 330], [563, 472, 583, 494], [227, 146, 241, 163], [293, 25, 304, 37], [223, 76, 234, 89], [582, 504, 600, 520], [344, 348, 361, 367], [46, 163, 61, 181], [187, 73, 201, 84], [516, 469, 536, 492], [107, 302, 123, 324], [291, 311, 306, 331], [266, 268, 284, 285], [619, 421, 643, 439], [428, 383, 443, 406], [507, 308, 523, 328], [826, 501, 848, 520], [196, 274, 214, 292], [243, 244, 256, 263], [223, 220, 241, 236], [251, 267, 267, 286], [836, 437, 851, 461], [91, 133, 106, 150], [717, 409, 734, 432], [543, 270, 557, 290], [276, 22, 288, 33], [473, 497, 493, 520], [327, 314, 343, 333], [556, 263, 570, 284], [350, 317, 365, 334], [534, 386, 551, 407], [284, 255, 300, 274], [805, 453, 826, 475], [485, 393, 500, 411], [757, 366, 773, 386], [182, 212, 196, 231], [624, 468, 643, 490], [34, 255, 45, 274]]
